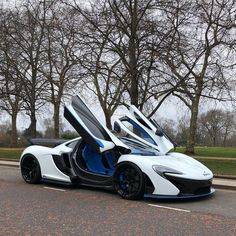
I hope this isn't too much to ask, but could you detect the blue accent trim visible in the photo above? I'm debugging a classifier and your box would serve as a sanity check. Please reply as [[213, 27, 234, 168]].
[[144, 188, 215, 199], [128, 118, 156, 145], [96, 139, 104, 148], [120, 137, 159, 156]]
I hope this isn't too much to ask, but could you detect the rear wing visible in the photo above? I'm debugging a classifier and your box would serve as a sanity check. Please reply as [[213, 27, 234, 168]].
[[29, 138, 68, 147]]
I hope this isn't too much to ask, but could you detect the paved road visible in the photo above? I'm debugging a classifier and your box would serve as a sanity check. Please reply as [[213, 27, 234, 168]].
[[0, 166, 236, 236]]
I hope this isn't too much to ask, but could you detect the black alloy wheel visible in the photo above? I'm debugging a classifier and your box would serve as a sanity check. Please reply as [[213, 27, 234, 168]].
[[21, 155, 41, 184], [113, 163, 145, 200]]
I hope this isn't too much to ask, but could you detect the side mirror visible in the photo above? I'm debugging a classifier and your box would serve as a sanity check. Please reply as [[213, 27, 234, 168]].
[[113, 121, 121, 133], [155, 128, 164, 137]]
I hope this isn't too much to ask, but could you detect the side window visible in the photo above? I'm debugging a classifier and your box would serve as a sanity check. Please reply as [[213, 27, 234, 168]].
[[66, 140, 79, 149], [121, 118, 156, 145], [133, 112, 152, 129]]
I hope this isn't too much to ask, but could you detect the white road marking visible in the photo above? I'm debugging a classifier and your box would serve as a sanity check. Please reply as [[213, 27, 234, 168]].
[[148, 204, 191, 213], [43, 186, 66, 192]]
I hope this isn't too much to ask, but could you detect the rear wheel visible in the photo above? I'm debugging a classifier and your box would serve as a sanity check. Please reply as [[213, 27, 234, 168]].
[[113, 163, 145, 200], [21, 155, 41, 184]]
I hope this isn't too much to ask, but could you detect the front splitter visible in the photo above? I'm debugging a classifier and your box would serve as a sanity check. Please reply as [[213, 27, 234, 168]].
[[144, 188, 215, 200]]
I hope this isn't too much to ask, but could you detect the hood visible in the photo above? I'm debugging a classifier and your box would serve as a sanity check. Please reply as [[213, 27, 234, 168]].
[[152, 152, 213, 180]]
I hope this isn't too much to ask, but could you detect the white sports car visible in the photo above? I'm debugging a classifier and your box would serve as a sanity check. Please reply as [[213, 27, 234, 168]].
[[20, 95, 215, 200]]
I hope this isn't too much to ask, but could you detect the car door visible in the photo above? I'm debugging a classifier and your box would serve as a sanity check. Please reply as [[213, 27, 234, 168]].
[[114, 105, 175, 154], [64, 95, 130, 154]]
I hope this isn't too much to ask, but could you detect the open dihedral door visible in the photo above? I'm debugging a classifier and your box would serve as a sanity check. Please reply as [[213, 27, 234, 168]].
[[64, 95, 130, 154], [114, 105, 174, 154]]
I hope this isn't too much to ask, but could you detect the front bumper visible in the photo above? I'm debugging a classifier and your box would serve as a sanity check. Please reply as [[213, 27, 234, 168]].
[[164, 175, 213, 195], [144, 174, 215, 199]]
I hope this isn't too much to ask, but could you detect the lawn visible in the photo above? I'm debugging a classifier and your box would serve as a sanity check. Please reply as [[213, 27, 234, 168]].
[[1, 146, 236, 159], [175, 146, 236, 158], [0, 147, 236, 176], [0, 148, 23, 161], [197, 159, 236, 176]]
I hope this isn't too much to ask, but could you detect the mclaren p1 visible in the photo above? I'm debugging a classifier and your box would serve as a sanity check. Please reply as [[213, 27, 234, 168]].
[[20, 95, 214, 200]]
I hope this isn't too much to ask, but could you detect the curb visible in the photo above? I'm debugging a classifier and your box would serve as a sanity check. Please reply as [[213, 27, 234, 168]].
[[0, 162, 19, 168], [212, 184, 236, 191], [0, 159, 19, 162], [214, 175, 236, 180]]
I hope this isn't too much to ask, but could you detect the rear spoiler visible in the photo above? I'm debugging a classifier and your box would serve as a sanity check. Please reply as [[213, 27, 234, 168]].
[[29, 138, 68, 147]]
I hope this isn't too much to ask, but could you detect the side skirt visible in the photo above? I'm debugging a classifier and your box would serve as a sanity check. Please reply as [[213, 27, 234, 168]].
[[42, 178, 73, 186], [42, 178, 114, 191]]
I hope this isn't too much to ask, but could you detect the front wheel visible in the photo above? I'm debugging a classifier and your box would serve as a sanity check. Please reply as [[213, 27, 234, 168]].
[[21, 155, 41, 184], [113, 163, 145, 200]]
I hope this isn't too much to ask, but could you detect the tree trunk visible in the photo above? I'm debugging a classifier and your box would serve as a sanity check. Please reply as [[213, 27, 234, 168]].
[[29, 80, 37, 138], [30, 112, 37, 138], [104, 110, 112, 130], [129, 2, 139, 107], [213, 136, 216, 147], [185, 96, 200, 154], [223, 129, 228, 147], [53, 102, 60, 138], [10, 112, 18, 147], [129, 40, 139, 107], [130, 77, 138, 106]]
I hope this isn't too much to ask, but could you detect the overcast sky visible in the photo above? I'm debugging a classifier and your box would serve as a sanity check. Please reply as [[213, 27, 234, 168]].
[[1, 0, 235, 133]]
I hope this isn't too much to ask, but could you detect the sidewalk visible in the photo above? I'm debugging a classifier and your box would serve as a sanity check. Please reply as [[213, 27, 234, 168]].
[[0, 160, 19, 167], [213, 178, 236, 190], [1, 160, 236, 191], [193, 156, 236, 161]]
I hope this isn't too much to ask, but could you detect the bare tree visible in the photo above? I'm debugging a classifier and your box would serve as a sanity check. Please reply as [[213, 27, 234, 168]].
[[198, 109, 235, 146], [159, 0, 236, 153], [0, 9, 23, 146], [64, 0, 176, 117], [78, 7, 128, 128], [3, 0, 50, 138], [42, 3, 82, 138]]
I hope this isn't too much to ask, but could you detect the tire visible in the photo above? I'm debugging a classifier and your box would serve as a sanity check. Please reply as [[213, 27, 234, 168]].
[[113, 162, 145, 200], [21, 155, 41, 184]]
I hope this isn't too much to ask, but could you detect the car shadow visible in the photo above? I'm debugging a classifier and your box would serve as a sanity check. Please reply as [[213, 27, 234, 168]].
[[40, 181, 117, 196], [39, 180, 216, 203], [144, 194, 215, 204]]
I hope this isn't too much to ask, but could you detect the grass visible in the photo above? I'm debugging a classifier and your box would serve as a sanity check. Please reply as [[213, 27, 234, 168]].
[[0, 148, 23, 160], [1, 146, 236, 159], [0, 147, 236, 176], [175, 146, 236, 158], [197, 159, 236, 176]]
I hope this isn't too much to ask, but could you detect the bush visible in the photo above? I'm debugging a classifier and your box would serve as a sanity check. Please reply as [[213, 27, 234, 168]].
[[61, 130, 79, 140]]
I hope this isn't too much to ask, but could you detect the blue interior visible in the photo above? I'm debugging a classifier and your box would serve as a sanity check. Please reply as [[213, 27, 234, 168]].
[[82, 144, 114, 176]]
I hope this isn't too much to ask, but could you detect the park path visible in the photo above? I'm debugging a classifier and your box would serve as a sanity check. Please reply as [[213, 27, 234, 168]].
[[193, 156, 236, 161]]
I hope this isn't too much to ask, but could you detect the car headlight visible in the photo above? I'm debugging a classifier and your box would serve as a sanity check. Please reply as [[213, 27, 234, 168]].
[[152, 165, 183, 177]]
